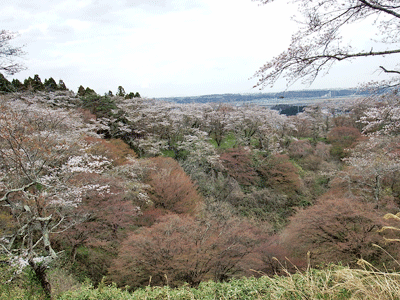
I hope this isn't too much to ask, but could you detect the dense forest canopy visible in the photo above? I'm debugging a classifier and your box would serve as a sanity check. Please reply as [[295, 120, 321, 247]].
[[0, 83, 400, 298]]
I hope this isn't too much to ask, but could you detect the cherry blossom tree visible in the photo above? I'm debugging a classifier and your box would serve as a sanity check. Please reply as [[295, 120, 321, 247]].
[[296, 105, 334, 141], [0, 97, 112, 296], [253, 0, 400, 88], [344, 136, 400, 207], [108, 97, 206, 157], [228, 105, 289, 152], [359, 91, 400, 135], [176, 131, 230, 200], [0, 30, 25, 75], [202, 104, 233, 147]]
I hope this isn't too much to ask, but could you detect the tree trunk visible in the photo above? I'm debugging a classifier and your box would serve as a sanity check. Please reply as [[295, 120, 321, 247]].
[[374, 175, 381, 209], [29, 259, 52, 299]]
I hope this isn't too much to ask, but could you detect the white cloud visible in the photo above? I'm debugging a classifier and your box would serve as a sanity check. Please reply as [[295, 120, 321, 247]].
[[3, 0, 396, 97], [64, 19, 93, 32]]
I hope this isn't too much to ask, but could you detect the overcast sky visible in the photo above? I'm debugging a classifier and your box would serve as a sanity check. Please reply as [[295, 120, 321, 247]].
[[1, 0, 397, 97]]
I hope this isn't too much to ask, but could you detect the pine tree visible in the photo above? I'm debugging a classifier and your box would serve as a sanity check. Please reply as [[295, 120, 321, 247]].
[[125, 92, 135, 99], [117, 86, 125, 97], [23, 76, 33, 90], [77, 85, 85, 96], [44, 77, 58, 91], [32, 74, 44, 91], [85, 87, 96, 95], [0, 73, 15, 93], [58, 79, 67, 90], [11, 78, 23, 91]]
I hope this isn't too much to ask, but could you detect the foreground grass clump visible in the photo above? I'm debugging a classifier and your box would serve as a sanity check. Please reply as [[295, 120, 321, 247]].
[[57, 262, 400, 300]]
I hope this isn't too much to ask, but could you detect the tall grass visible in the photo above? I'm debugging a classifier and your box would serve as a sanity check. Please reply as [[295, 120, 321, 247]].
[[55, 260, 400, 300], [3, 259, 400, 299]]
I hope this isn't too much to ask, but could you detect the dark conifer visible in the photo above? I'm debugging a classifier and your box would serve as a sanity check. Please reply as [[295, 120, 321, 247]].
[[11, 78, 23, 92], [0, 73, 15, 93], [58, 79, 67, 90], [77, 85, 85, 96], [117, 86, 125, 97], [44, 77, 58, 91], [32, 74, 44, 91]]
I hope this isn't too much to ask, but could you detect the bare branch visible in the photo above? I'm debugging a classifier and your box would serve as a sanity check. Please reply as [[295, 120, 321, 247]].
[[359, 0, 400, 19], [253, 0, 400, 88], [0, 182, 37, 209], [0, 30, 26, 75], [379, 65, 400, 75]]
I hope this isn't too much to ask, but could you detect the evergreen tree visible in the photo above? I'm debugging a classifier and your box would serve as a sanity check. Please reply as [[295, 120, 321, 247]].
[[32, 74, 44, 91], [81, 94, 117, 119], [134, 92, 141, 98], [23, 76, 33, 90], [58, 79, 67, 90], [125, 92, 135, 99], [11, 78, 23, 91], [117, 86, 125, 97], [44, 77, 58, 91], [77, 85, 85, 96], [0, 73, 15, 93], [85, 87, 96, 95]]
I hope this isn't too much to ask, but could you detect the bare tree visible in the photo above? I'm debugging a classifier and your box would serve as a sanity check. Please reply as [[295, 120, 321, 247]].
[[252, 0, 400, 88], [0, 30, 25, 75]]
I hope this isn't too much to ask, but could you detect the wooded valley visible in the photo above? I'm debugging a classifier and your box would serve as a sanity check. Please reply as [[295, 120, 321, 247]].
[[1, 83, 400, 298]]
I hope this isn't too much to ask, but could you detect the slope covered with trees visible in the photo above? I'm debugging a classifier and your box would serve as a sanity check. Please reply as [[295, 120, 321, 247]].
[[1, 84, 400, 299], [1, 1, 400, 296]]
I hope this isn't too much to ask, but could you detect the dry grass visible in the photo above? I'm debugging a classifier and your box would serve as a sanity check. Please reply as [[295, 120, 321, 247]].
[[56, 259, 400, 300]]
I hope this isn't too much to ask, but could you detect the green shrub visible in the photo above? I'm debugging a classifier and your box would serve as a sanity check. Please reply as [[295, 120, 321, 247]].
[[58, 264, 400, 300]]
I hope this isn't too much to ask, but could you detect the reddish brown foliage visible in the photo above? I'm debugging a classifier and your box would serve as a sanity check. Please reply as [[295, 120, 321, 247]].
[[288, 140, 313, 159], [133, 207, 167, 227], [220, 148, 259, 186], [84, 136, 137, 166], [314, 141, 331, 160], [300, 155, 324, 171], [257, 154, 301, 196], [327, 126, 362, 148], [327, 126, 362, 159], [253, 235, 307, 276], [282, 194, 389, 267], [109, 214, 261, 288], [332, 115, 358, 128], [145, 157, 202, 215]]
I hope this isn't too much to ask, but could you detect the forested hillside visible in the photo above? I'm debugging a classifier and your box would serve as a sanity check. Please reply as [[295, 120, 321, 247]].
[[1, 85, 400, 299], [2, 0, 400, 297]]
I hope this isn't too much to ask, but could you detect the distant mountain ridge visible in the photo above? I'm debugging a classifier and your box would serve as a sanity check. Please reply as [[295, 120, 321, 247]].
[[156, 88, 370, 105]]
